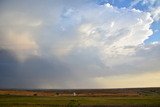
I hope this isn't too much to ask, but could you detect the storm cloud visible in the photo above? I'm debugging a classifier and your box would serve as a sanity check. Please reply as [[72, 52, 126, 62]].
[[0, 0, 160, 89]]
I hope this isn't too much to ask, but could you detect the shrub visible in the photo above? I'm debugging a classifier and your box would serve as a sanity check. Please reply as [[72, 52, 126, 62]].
[[67, 100, 80, 107]]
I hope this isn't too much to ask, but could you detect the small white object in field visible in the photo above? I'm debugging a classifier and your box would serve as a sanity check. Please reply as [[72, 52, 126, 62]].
[[73, 92, 76, 96]]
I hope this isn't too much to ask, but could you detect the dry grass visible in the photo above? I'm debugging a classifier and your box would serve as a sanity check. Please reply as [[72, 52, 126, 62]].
[[0, 87, 159, 97]]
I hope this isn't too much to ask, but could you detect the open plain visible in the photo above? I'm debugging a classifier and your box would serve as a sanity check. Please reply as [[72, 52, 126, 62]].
[[0, 87, 160, 107]]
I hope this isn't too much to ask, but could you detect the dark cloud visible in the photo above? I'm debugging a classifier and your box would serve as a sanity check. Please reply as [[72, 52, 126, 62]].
[[1, 44, 160, 89], [0, 49, 19, 88], [0, 47, 110, 89], [0, 49, 73, 89]]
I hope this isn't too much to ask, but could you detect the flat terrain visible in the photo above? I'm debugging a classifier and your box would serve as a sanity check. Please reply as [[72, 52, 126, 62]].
[[0, 87, 160, 107]]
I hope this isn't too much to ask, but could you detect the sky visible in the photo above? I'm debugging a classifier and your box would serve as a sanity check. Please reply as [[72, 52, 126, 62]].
[[0, 0, 160, 89]]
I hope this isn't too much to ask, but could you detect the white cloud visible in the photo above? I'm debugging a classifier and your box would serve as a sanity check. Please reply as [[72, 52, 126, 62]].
[[151, 41, 159, 44], [0, 2, 154, 68], [130, 0, 160, 8], [151, 7, 160, 21], [73, 4, 153, 61], [142, 0, 160, 6], [130, 0, 142, 9], [55, 3, 159, 82], [129, 0, 160, 21], [0, 1, 154, 60]]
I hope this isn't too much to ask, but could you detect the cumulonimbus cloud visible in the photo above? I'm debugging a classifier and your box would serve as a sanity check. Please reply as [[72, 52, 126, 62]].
[[0, 0, 159, 89]]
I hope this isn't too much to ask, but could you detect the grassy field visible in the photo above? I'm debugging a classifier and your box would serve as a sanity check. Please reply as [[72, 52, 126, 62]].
[[0, 88, 160, 107]]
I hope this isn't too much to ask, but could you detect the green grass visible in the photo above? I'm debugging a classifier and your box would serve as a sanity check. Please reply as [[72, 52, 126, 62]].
[[0, 95, 160, 107]]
